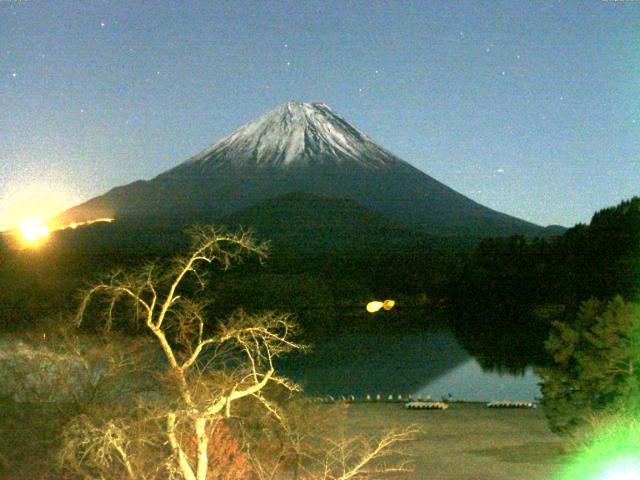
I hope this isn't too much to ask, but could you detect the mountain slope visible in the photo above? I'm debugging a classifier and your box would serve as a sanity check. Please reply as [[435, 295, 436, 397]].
[[55, 102, 544, 237], [220, 191, 424, 253], [175, 102, 399, 170]]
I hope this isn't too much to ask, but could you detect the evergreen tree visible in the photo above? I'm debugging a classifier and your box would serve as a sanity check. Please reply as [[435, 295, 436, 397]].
[[537, 296, 640, 435]]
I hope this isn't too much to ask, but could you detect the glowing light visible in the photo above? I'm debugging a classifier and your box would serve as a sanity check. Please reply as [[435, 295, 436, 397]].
[[383, 299, 395, 311], [558, 416, 640, 480], [18, 218, 50, 246], [366, 301, 384, 313], [366, 300, 395, 313], [0, 177, 80, 232], [8, 217, 114, 250], [57, 217, 114, 231], [599, 458, 640, 480]]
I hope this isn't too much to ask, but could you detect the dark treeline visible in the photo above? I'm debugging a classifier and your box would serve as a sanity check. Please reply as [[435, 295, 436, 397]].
[[449, 196, 639, 371], [0, 222, 468, 337], [1, 197, 637, 371], [0, 191, 475, 337]]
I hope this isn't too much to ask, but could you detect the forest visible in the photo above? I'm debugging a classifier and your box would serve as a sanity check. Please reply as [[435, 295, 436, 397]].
[[1, 196, 637, 365]]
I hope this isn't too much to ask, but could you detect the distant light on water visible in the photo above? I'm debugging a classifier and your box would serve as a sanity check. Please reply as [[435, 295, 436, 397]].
[[366, 301, 384, 313], [366, 300, 395, 313]]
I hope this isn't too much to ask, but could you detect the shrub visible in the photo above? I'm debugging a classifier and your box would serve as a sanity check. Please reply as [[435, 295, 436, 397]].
[[537, 296, 640, 435]]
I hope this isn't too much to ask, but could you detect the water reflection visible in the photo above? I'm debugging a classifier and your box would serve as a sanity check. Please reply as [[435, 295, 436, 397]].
[[278, 329, 542, 401], [415, 359, 541, 402]]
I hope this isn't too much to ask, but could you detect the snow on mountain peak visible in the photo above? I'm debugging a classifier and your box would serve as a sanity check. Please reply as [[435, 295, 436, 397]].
[[178, 102, 403, 171]]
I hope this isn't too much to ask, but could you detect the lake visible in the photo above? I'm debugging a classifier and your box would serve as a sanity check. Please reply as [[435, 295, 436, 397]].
[[279, 329, 542, 402]]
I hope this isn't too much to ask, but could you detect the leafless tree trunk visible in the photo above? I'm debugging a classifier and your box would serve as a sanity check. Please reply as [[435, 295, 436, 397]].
[[74, 226, 306, 479], [62, 225, 418, 480]]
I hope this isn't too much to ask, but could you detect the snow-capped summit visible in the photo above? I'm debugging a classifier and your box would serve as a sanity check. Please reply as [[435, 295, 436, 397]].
[[173, 102, 403, 171], [55, 102, 545, 237]]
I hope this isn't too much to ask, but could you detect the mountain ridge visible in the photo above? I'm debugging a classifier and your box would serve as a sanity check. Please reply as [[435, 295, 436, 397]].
[[54, 102, 548, 238]]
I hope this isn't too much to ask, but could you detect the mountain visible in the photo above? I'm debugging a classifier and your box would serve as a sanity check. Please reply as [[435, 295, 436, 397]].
[[55, 102, 545, 237], [41, 193, 418, 258], [220, 191, 425, 253]]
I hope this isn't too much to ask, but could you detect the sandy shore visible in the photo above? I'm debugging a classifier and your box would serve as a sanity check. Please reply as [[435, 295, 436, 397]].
[[323, 402, 565, 480]]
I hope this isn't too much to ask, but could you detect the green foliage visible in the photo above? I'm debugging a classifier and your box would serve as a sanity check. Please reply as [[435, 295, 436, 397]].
[[451, 196, 639, 371], [212, 273, 341, 336], [449, 235, 558, 370], [556, 196, 640, 303], [557, 411, 640, 480], [537, 296, 640, 435], [0, 212, 469, 335]]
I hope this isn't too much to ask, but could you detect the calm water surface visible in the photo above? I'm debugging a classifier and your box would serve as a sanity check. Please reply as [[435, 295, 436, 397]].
[[279, 329, 541, 402]]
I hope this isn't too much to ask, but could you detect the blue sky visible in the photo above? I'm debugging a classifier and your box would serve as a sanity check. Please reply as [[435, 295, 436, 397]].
[[1, 0, 639, 229]]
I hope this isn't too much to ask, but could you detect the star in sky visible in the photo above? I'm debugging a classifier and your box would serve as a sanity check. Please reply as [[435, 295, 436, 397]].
[[2, 0, 638, 229]]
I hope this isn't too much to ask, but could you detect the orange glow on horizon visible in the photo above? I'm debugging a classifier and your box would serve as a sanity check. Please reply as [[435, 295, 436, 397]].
[[18, 218, 50, 247], [9, 217, 115, 249], [57, 217, 114, 231]]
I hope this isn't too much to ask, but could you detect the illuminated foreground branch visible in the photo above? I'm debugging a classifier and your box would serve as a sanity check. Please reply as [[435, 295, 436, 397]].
[[74, 225, 308, 480], [69, 225, 416, 480]]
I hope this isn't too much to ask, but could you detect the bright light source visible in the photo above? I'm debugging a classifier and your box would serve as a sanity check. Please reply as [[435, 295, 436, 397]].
[[599, 458, 640, 480], [18, 218, 50, 246], [0, 178, 79, 232], [366, 300, 395, 313], [557, 417, 640, 480], [58, 217, 114, 231], [366, 301, 384, 313], [8, 216, 115, 249]]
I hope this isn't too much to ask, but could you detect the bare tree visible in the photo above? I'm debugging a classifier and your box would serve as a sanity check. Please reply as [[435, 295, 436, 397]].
[[72, 226, 304, 480], [64, 225, 417, 480], [311, 427, 419, 480]]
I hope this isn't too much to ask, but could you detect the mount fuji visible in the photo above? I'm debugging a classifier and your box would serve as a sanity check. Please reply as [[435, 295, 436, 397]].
[[55, 102, 545, 237]]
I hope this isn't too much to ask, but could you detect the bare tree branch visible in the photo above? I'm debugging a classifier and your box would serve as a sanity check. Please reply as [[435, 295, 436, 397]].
[[60, 225, 415, 480]]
